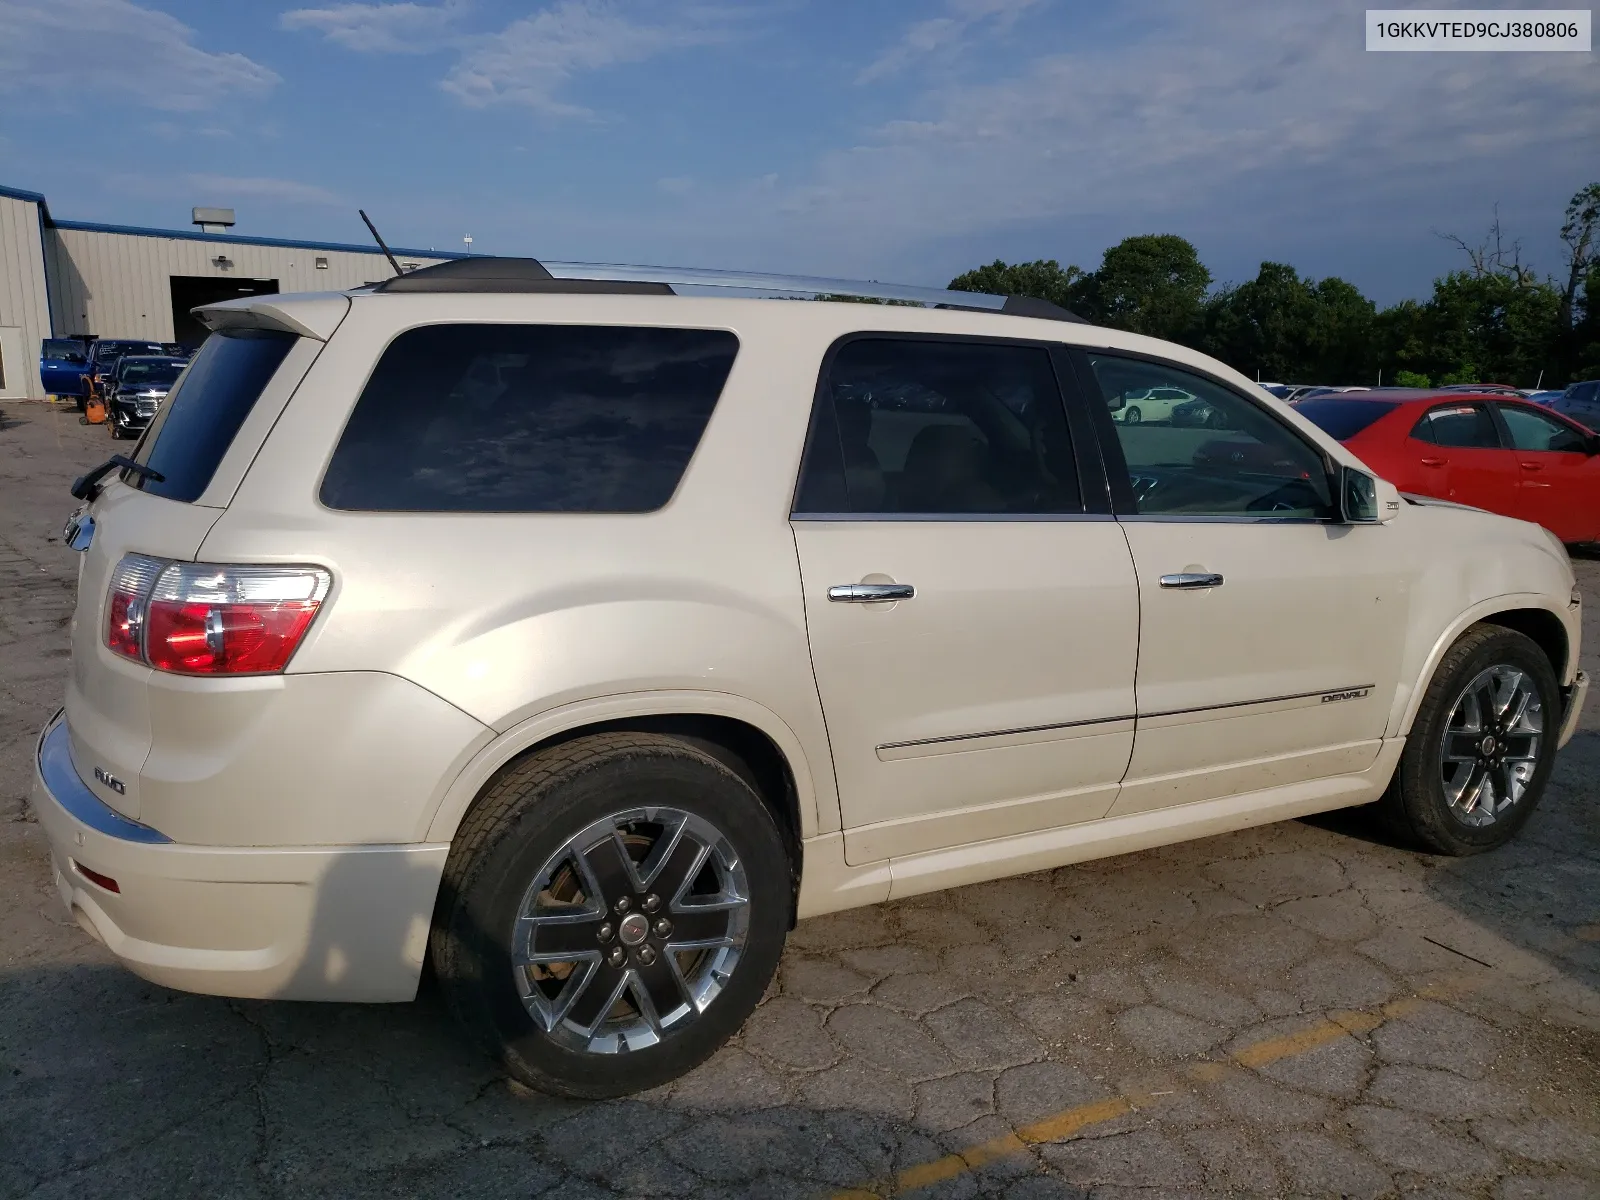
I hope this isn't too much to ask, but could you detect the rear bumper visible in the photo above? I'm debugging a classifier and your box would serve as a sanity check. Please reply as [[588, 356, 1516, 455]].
[[1558, 670, 1588, 749], [33, 711, 447, 1002]]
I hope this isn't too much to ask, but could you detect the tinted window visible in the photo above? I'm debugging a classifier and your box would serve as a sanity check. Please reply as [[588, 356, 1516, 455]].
[[130, 330, 297, 502], [43, 339, 84, 361], [1498, 404, 1589, 453], [321, 324, 738, 513], [1412, 404, 1499, 448], [1567, 381, 1599, 405], [793, 338, 1080, 515], [1295, 398, 1400, 441], [1087, 355, 1333, 518]]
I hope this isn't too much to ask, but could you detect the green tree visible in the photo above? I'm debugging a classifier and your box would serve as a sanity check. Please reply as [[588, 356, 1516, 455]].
[[1412, 270, 1561, 387], [1077, 234, 1211, 341], [947, 259, 1085, 309], [1201, 263, 1375, 382]]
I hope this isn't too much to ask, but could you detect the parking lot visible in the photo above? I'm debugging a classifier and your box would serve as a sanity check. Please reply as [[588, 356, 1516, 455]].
[[2, 401, 1598, 1199]]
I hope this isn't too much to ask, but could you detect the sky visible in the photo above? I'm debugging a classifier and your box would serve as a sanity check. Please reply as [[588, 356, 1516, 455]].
[[0, 0, 1595, 306]]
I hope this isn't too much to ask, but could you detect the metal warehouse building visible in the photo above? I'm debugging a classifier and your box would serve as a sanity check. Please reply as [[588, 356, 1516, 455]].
[[0, 183, 458, 399]]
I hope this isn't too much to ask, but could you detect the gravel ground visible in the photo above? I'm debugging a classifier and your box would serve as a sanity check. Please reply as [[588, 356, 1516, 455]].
[[2, 399, 1597, 1199]]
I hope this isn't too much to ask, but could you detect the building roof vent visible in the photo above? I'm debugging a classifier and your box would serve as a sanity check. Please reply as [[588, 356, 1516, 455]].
[[192, 207, 236, 233]]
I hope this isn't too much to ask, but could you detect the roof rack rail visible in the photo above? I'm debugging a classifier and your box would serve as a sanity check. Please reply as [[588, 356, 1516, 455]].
[[373, 256, 1087, 322]]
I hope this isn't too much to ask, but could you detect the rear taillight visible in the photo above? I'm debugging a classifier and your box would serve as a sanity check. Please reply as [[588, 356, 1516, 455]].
[[106, 554, 165, 662], [104, 556, 331, 676]]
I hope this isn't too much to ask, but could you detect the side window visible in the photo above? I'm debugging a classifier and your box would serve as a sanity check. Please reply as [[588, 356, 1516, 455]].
[[793, 338, 1081, 515], [1498, 404, 1589, 453], [1086, 354, 1333, 518], [1412, 404, 1499, 449], [320, 324, 738, 512]]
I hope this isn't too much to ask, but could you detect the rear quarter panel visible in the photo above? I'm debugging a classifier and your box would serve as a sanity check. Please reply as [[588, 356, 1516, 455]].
[[197, 294, 855, 841]]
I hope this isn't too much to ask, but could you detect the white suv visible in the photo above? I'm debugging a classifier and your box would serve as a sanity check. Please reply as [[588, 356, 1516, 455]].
[[35, 258, 1588, 1098]]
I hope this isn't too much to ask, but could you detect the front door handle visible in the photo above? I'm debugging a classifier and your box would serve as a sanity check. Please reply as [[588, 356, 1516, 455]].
[[1520, 461, 1544, 471], [1420, 456, 1447, 467], [1159, 572, 1224, 590], [828, 583, 915, 603]]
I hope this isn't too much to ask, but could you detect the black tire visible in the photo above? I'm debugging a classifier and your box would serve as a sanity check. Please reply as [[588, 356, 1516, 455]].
[[1379, 624, 1560, 855], [1124, 406, 1142, 425], [431, 732, 790, 1099]]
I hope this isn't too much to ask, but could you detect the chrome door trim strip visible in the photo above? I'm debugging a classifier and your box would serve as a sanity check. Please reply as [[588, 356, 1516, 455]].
[[877, 713, 1136, 756], [873, 684, 1377, 761], [1141, 684, 1376, 721]]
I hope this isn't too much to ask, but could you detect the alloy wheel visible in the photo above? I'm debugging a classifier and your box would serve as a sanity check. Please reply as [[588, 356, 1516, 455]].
[[512, 807, 750, 1054], [1438, 664, 1544, 827]]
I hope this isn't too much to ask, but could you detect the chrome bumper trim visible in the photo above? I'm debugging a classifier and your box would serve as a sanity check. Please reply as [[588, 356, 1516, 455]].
[[36, 713, 172, 844]]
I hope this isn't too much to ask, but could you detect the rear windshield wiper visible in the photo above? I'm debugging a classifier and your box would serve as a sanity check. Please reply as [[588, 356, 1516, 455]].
[[70, 455, 165, 502]]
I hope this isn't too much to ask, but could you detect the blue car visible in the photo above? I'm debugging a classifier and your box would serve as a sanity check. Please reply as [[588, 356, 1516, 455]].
[[39, 338, 91, 400]]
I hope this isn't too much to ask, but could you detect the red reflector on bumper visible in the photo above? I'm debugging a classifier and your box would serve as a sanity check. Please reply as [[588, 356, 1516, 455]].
[[73, 861, 121, 893]]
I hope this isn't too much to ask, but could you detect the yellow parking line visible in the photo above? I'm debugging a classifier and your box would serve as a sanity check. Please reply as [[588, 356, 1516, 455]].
[[828, 983, 1464, 1198]]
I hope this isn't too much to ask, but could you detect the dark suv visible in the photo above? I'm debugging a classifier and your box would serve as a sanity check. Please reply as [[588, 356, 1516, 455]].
[[106, 356, 188, 439]]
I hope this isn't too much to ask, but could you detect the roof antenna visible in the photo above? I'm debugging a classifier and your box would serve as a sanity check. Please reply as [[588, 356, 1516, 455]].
[[358, 209, 403, 277]]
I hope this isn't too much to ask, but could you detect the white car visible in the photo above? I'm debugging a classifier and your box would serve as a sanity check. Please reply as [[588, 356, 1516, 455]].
[[1109, 383, 1195, 423], [36, 260, 1588, 1098]]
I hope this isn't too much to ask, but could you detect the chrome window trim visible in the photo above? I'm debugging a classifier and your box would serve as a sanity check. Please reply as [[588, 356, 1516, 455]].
[[790, 511, 1116, 523], [1115, 514, 1337, 526], [35, 713, 173, 845]]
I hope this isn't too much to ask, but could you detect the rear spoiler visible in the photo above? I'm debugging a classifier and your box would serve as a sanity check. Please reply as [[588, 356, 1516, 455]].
[[192, 294, 351, 342]]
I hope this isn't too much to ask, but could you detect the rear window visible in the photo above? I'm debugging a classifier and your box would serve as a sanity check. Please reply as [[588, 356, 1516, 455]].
[[319, 324, 739, 513], [1294, 398, 1399, 440], [129, 329, 297, 502]]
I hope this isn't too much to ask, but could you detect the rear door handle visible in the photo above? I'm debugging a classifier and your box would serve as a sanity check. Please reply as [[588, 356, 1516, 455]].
[[1420, 457, 1447, 467], [829, 583, 915, 603], [1159, 572, 1224, 590], [1520, 461, 1544, 471]]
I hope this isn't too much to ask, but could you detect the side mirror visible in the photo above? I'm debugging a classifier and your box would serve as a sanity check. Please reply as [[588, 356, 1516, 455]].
[[1340, 466, 1399, 524]]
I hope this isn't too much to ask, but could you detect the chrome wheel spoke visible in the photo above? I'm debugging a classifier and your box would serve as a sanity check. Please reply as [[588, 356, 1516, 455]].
[[669, 899, 745, 945], [567, 962, 629, 1031], [579, 832, 644, 907], [633, 954, 690, 1024], [524, 912, 607, 958], [642, 819, 709, 902]]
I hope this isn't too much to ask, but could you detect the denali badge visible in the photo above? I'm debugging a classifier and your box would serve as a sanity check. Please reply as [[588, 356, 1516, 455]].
[[1321, 688, 1371, 704], [93, 766, 127, 795]]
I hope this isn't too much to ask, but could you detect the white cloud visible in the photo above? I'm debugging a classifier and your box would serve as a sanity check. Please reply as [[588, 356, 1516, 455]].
[[184, 174, 344, 206], [279, 2, 463, 54], [0, 0, 278, 111], [703, 0, 1598, 276], [440, 0, 733, 115], [858, 0, 1040, 84]]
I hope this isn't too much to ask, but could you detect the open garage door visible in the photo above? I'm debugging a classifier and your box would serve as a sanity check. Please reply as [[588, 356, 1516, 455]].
[[170, 276, 280, 348]]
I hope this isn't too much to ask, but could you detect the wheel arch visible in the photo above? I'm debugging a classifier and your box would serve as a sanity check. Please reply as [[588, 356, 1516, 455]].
[[422, 691, 824, 860], [1391, 595, 1574, 739]]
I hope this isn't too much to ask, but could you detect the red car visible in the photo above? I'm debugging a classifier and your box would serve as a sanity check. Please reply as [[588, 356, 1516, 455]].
[[1296, 389, 1600, 544]]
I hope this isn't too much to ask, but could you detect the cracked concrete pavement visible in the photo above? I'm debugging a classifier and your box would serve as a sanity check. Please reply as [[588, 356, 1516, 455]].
[[2, 400, 1598, 1198]]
